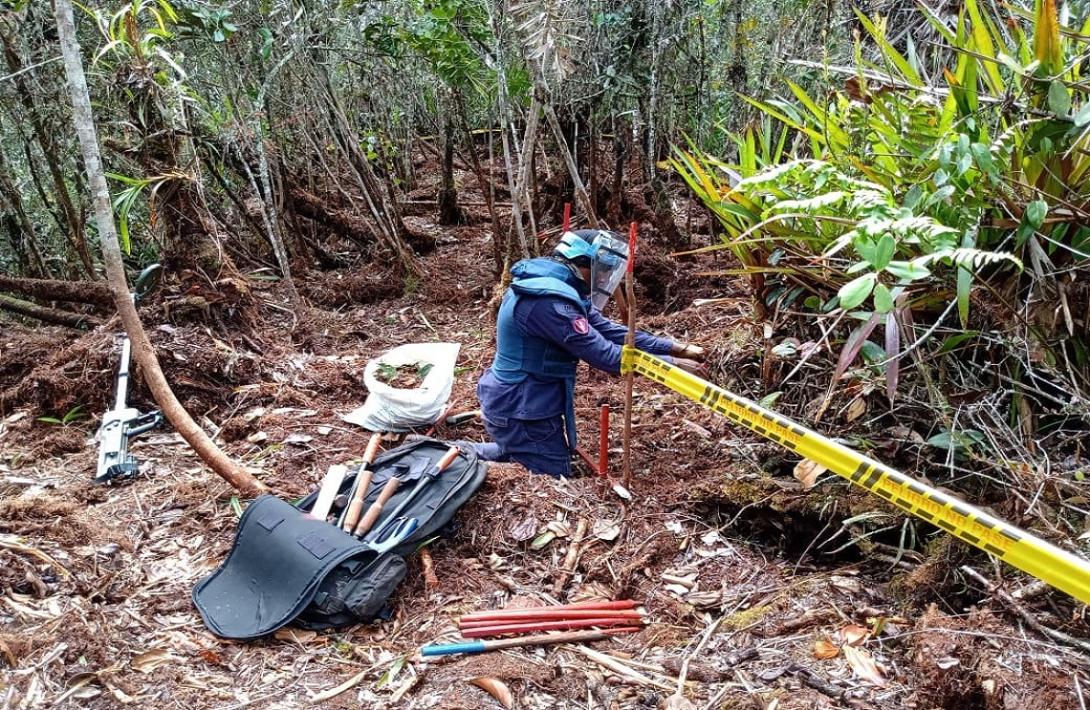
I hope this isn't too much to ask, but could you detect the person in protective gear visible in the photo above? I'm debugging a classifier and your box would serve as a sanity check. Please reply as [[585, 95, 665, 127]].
[[475, 229, 707, 477]]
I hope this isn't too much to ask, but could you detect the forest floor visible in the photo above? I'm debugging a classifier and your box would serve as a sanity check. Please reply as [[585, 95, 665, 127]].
[[2, 187, 1090, 709]]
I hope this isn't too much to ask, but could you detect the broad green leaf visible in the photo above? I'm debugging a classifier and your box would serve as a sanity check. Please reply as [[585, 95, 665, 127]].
[[970, 143, 994, 174], [873, 282, 894, 313], [758, 391, 783, 408], [885, 260, 931, 281], [874, 234, 895, 270], [854, 236, 878, 265], [853, 10, 922, 85], [1026, 199, 1048, 228], [838, 273, 877, 310], [1048, 80, 1071, 117], [1074, 102, 1090, 127], [965, 0, 1005, 93], [860, 340, 886, 364]]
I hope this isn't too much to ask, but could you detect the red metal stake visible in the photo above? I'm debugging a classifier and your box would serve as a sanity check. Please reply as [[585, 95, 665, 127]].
[[562, 202, 571, 231], [598, 405, 610, 476], [460, 616, 644, 638]]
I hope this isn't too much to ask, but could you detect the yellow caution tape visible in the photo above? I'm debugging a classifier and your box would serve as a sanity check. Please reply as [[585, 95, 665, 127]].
[[621, 346, 1090, 605]]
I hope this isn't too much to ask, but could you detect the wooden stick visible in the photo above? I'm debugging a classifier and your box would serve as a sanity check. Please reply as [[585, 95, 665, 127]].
[[339, 434, 382, 531], [622, 221, 638, 489], [552, 518, 589, 596], [353, 476, 400, 537], [420, 627, 639, 657], [569, 644, 676, 692], [961, 565, 1090, 654], [0, 294, 100, 328]]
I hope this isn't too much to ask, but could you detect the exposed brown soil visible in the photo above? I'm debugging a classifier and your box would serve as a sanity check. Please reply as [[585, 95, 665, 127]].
[[1, 170, 1088, 708]]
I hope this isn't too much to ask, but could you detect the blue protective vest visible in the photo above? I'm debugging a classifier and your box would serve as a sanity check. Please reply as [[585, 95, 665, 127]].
[[490, 257, 589, 448]]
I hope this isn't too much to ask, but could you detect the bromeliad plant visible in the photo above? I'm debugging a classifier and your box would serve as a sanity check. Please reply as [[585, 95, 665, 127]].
[[672, 0, 1090, 405], [724, 159, 1021, 316]]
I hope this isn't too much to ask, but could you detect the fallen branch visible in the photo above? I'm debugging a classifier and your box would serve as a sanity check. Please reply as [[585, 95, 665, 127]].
[[0, 274, 112, 308], [552, 518, 588, 596], [0, 294, 100, 328], [0, 536, 71, 578], [568, 644, 677, 692], [961, 565, 1090, 655], [308, 662, 381, 704]]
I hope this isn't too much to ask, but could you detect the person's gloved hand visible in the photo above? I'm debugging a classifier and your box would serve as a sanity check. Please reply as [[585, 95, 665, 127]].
[[672, 357, 708, 377], [671, 343, 707, 362]]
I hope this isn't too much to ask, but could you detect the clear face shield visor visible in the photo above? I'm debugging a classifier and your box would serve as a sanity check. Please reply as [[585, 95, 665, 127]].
[[588, 232, 630, 310]]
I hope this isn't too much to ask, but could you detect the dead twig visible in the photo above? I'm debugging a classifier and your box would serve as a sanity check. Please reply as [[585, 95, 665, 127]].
[[308, 661, 382, 704], [787, 663, 860, 706], [551, 518, 588, 596], [568, 644, 676, 692], [960, 566, 1090, 655]]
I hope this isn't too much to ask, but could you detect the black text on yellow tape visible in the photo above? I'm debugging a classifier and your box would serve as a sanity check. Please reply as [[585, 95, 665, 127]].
[[621, 346, 1090, 605]]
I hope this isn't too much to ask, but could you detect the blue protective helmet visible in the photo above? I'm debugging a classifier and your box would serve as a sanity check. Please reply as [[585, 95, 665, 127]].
[[554, 230, 600, 265], [552, 229, 629, 309]]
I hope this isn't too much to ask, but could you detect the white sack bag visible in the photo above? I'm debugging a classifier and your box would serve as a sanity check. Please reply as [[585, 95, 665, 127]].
[[342, 342, 461, 431]]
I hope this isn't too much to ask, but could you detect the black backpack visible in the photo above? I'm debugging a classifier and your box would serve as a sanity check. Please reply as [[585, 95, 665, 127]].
[[192, 438, 486, 639]]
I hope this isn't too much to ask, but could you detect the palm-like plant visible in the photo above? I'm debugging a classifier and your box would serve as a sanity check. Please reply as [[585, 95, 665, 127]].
[[670, 0, 1090, 407]]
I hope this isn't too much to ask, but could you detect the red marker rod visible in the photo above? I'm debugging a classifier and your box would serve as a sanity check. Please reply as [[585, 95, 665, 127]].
[[461, 599, 638, 618], [598, 405, 610, 476], [460, 616, 644, 638], [459, 609, 644, 625], [563, 202, 572, 231]]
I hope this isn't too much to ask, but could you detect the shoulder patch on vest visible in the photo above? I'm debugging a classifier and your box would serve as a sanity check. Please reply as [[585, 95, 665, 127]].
[[572, 317, 590, 335]]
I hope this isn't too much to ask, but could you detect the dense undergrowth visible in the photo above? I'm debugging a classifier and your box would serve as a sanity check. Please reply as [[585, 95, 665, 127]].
[[675, 0, 1090, 574]]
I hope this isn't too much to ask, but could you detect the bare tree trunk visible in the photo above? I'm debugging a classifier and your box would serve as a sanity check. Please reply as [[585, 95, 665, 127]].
[[0, 30, 94, 279], [542, 101, 600, 228], [608, 115, 626, 225], [588, 116, 599, 218], [437, 105, 462, 226], [511, 95, 542, 261], [251, 54, 302, 308], [0, 294, 99, 328], [54, 0, 265, 496], [457, 103, 503, 274], [0, 139, 50, 278], [316, 69, 422, 272]]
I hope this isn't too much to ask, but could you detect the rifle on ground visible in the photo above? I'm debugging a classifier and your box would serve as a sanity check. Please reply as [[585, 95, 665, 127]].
[[94, 264, 164, 483]]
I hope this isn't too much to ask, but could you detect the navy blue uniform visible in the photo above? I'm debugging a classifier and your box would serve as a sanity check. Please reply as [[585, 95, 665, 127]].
[[476, 257, 675, 476]]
